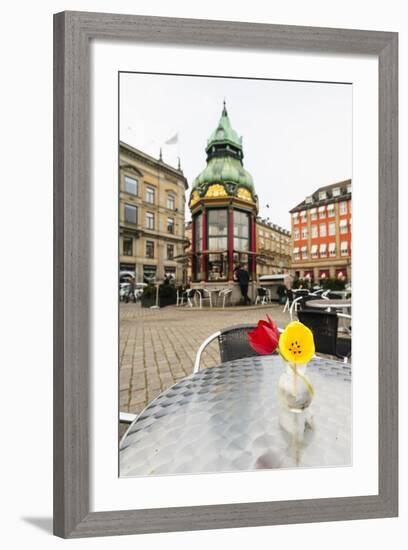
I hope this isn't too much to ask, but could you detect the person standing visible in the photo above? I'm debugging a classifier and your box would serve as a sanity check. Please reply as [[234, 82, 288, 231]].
[[235, 264, 251, 305], [283, 269, 294, 304]]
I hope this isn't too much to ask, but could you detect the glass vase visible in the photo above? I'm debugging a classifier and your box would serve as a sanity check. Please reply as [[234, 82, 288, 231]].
[[278, 363, 314, 413]]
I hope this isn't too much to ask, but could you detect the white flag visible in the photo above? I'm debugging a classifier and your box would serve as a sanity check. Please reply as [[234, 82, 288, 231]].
[[165, 133, 179, 145]]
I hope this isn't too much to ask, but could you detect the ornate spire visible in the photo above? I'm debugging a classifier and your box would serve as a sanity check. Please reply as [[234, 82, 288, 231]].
[[222, 98, 227, 116]]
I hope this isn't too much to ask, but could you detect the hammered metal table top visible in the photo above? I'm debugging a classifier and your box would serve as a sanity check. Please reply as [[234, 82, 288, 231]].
[[120, 355, 352, 477]]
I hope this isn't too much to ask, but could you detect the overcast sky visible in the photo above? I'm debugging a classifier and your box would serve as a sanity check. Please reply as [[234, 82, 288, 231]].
[[120, 73, 352, 230]]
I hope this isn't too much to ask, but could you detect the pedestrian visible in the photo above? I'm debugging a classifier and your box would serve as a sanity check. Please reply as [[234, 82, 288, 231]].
[[283, 268, 294, 304], [234, 264, 251, 305]]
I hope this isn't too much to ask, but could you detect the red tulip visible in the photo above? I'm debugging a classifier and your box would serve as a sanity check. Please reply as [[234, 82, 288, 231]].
[[248, 315, 280, 355]]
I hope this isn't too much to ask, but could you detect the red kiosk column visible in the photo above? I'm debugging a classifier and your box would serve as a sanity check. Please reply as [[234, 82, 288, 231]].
[[191, 216, 196, 281], [250, 215, 256, 277], [228, 208, 234, 280], [201, 209, 207, 280]]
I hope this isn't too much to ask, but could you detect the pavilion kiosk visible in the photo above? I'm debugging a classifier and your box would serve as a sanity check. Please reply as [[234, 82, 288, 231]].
[[189, 102, 259, 304]]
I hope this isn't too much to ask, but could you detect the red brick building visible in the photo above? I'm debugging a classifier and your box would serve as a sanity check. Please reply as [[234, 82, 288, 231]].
[[290, 180, 352, 283]]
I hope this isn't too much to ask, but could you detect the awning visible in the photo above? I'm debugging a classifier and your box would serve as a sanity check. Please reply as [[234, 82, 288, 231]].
[[319, 243, 327, 252], [329, 242, 336, 251], [340, 219, 348, 227], [311, 244, 318, 253]]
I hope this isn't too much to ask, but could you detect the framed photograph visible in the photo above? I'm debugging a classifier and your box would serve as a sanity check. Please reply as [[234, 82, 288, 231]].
[[54, 11, 398, 538]]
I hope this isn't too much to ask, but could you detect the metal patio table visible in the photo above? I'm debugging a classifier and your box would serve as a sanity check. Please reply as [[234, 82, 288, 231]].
[[120, 355, 352, 476], [307, 299, 352, 311]]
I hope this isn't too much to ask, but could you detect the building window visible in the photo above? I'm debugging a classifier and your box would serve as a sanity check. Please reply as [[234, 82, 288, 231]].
[[347, 183, 352, 193], [164, 266, 176, 280], [305, 196, 313, 204], [167, 244, 174, 260], [319, 191, 327, 200], [300, 210, 307, 222], [327, 205, 335, 217], [301, 227, 308, 239], [293, 247, 300, 261], [311, 225, 318, 238], [328, 221, 336, 236], [332, 187, 341, 197], [301, 246, 308, 260], [311, 245, 318, 259], [339, 201, 348, 215], [123, 238, 133, 256], [292, 213, 299, 224], [143, 265, 157, 283], [124, 175, 138, 195], [319, 243, 327, 258], [146, 212, 154, 229], [310, 208, 317, 221], [233, 210, 249, 252], [125, 203, 137, 224], [329, 242, 336, 257], [319, 223, 327, 237], [167, 217, 175, 234], [167, 194, 175, 210], [341, 241, 349, 256], [146, 185, 155, 204], [146, 240, 154, 258], [319, 206, 326, 218], [293, 228, 300, 240], [340, 219, 348, 234]]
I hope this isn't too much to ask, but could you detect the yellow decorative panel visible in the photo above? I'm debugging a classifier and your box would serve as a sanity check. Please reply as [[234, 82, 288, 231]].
[[205, 184, 228, 198], [237, 187, 254, 203], [189, 191, 200, 206]]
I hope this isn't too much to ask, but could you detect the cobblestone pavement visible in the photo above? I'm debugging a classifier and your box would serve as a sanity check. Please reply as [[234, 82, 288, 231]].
[[120, 302, 291, 415]]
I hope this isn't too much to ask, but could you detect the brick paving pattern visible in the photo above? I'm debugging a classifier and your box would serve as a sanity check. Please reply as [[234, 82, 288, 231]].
[[120, 303, 291, 415]]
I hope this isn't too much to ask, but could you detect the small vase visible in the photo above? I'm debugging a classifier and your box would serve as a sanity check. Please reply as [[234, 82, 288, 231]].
[[278, 363, 314, 413]]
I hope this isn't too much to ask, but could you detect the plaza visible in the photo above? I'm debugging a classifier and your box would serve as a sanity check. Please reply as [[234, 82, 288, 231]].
[[119, 302, 291, 416]]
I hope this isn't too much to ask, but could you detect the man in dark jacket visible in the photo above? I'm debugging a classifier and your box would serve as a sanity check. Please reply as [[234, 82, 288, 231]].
[[234, 265, 251, 305]]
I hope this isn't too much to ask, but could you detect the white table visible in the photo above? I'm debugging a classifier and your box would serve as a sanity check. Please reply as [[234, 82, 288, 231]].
[[120, 355, 351, 476]]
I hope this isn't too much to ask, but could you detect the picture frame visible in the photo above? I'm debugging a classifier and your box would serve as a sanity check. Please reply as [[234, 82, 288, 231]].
[[53, 11, 398, 538]]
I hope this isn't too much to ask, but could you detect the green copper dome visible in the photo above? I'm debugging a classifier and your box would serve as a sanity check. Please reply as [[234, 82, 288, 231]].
[[191, 102, 256, 197], [206, 102, 243, 151]]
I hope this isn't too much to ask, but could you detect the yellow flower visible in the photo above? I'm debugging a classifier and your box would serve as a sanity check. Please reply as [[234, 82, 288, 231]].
[[279, 321, 315, 365]]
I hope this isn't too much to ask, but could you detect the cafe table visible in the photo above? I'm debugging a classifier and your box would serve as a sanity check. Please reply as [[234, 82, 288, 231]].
[[120, 355, 351, 477], [307, 299, 351, 312]]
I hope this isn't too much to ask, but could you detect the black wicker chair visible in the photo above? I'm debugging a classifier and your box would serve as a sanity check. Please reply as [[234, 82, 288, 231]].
[[194, 324, 267, 372], [297, 309, 351, 362]]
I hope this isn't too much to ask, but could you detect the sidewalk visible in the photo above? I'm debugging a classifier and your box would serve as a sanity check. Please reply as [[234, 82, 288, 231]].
[[120, 302, 290, 415]]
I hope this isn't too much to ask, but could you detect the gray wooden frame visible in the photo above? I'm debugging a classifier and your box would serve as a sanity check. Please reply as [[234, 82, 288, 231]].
[[54, 11, 398, 538]]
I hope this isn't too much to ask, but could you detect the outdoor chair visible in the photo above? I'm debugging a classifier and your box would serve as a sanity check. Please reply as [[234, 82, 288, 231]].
[[255, 287, 268, 305], [289, 292, 314, 320], [194, 288, 213, 308], [218, 288, 232, 308], [326, 291, 342, 300], [282, 288, 294, 313], [176, 288, 191, 306], [297, 309, 352, 363], [194, 323, 283, 373]]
